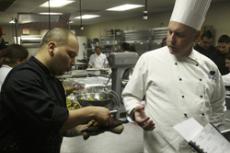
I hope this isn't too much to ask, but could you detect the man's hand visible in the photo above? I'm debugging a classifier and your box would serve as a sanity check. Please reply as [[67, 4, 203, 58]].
[[133, 105, 155, 131], [92, 107, 111, 125]]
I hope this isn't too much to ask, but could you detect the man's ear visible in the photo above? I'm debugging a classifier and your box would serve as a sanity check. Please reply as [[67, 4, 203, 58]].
[[47, 41, 56, 56]]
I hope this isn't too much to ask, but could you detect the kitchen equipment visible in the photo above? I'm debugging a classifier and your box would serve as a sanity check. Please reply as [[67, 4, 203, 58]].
[[108, 51, 139, 97], [76, 92, 112, 107], [69, 90, 119, 107]]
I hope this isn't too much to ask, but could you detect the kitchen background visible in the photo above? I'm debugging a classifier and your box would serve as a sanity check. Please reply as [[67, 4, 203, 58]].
[[0, 0, 229, 46], [0, 0, 229, 153]]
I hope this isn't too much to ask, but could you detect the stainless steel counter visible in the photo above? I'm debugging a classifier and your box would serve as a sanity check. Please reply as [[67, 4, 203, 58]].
[[61, 123, 143, 153]]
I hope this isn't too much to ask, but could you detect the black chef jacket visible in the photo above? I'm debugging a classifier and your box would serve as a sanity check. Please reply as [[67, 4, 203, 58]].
[[0, 56, 69, 153]]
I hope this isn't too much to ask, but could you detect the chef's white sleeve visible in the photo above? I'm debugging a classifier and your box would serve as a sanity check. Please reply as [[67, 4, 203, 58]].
[[122, 54, 148, 114]]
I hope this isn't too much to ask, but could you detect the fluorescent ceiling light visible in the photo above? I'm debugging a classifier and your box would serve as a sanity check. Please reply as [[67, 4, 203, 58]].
[[39, 12, 63, 15], [74, 14, 100, 19], [9, 20, 15, 24], [40, 0, 74, 8], [106, 4, 143, 11]]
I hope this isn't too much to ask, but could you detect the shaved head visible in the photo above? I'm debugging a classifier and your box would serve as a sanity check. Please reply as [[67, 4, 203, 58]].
[[41, 28, 74, 47], [35, 27, 79, 75]]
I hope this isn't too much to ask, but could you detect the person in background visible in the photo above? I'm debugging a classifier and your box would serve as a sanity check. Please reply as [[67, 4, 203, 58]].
[[88, 46, 108, 68], [194, 30, 229, 74], [121, 42, 136, 52], [194, 30, 215, 56], [121, 42, 131, 52], [122, 0, 225, 153], [0, 27, 7, 50], [160, 36, 167, 47], [221, 35, 230, 85], [222, 56, 230, 86], [0, 44, 29, 91], [0, 28, 116, 153], [217, 34, 230, 56]]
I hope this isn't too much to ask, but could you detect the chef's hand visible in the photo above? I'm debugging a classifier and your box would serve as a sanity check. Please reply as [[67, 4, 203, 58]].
[[132, 105, 155, 131]]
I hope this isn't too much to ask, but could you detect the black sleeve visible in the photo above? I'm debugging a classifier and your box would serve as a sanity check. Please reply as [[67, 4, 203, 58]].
[[1, 69, 68, 132]]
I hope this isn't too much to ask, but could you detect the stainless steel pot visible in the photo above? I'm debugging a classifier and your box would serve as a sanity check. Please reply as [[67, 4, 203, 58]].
[[76, 92, 113, 106]]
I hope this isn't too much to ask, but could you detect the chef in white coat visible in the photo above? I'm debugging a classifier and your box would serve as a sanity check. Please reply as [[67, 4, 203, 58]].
[[122, 0, 226, 153], [88, 46, 108, 68]]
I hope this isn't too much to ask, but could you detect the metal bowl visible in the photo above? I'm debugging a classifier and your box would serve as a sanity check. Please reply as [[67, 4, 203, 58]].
[[76, 92, 112, 106]]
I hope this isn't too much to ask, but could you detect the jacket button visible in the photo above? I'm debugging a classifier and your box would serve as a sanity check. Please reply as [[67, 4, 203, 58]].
[[184, 113, 188, 118]]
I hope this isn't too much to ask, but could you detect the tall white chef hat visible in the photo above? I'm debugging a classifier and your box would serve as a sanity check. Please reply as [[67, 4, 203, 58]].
[[170, 0, 212, 30]]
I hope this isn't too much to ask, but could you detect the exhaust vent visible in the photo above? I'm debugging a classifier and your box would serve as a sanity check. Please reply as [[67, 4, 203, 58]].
[[0, 0, 16, 11]]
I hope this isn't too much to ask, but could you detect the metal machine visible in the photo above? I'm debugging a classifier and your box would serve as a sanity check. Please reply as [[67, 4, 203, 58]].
[[109, 51, 139, 96], [108, 51, 139, 119]]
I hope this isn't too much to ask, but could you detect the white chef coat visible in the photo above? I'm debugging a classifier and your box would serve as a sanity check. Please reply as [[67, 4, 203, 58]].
[[122, 46, 226, 153], [0, 64, 12, 91], [88, 53, 108, 68], [222, 73, 230, 86]]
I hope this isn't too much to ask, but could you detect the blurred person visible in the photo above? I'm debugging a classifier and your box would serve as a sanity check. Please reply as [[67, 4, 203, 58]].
[[0, 27, 7, 50], [218, 34, 230, 86], [194, 31, 229, 74], [160, 36, 167, 47], [121, 42, 136, 52], [122, 0, 226, 153], [88, 46, 108, 68], [0, 44, 29, 91], [222, 54, 230, 86], [194, 30, 214, 54], [0, 28, 117, 153], [121, 42, 131, 52], [217, 34, 230, 55]]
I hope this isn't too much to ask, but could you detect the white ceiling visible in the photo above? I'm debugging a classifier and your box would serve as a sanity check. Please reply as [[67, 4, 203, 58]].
[[0, 0, 228, 25]]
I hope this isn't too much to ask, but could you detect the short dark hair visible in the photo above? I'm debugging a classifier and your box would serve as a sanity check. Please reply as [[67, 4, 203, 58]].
[[218, 34, 230, 43], [121, 42, 130, 51], [0, 44, 28, 66], [95, 46, 101, 50], [201, 30, 214, 39]]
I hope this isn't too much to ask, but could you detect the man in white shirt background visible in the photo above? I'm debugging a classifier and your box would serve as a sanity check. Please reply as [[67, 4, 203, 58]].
[[88, 46, 108, 69]]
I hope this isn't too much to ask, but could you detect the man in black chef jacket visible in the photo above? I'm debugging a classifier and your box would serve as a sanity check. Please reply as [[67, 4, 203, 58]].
[[0, 28, 113, 153]]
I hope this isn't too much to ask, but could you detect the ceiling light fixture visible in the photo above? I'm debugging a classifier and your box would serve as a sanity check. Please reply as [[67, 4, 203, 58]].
[[39, 12, 63, 15], [40, 0, 74, 8], [75, 14, 100, 19], [106, 4, 143, 11], [48, 0, 51, 29], [9, 19, 16, 24], [143, 0, 148, 20], [79, 0, 84, 31]]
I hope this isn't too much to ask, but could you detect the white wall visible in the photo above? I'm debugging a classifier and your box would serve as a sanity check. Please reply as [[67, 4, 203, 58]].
[[205, 1, 230, 39]]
